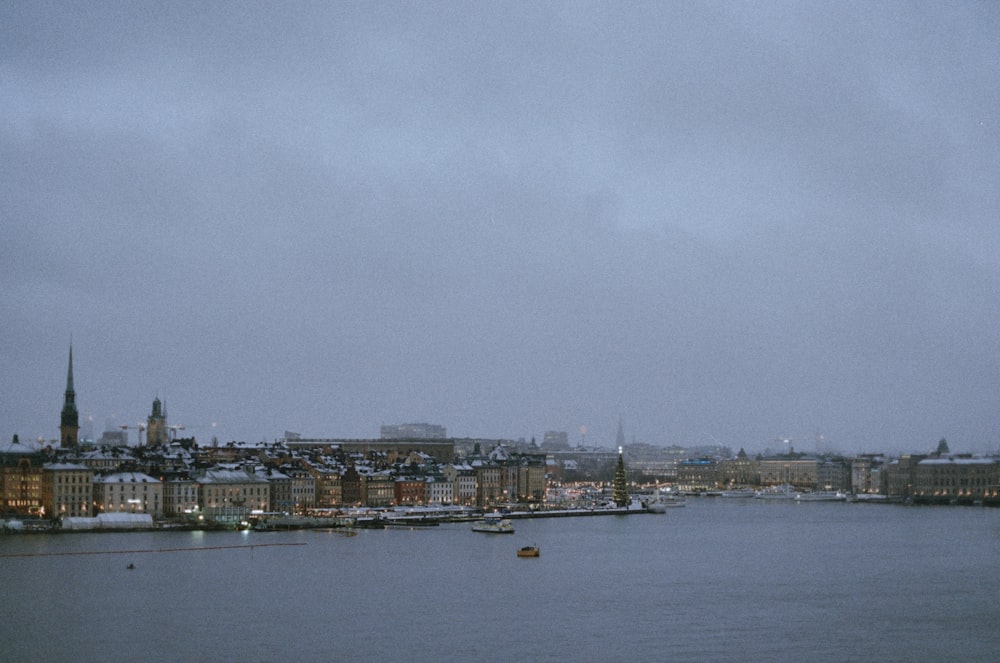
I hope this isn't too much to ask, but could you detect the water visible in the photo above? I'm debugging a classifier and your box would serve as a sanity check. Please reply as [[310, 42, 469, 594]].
[[2, 500, 998, 662]]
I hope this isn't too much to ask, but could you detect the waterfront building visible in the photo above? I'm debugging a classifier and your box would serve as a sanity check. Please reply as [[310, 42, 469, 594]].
[[197, 468, 270, 521], [676, 458, 719, 491], [718, 448, 759, 488], [424, 474, 453, 505], [851, 455, 887, 494], [162, 474, 199, 517], [517, 453, 547, 502], [471, 459, 502, 507], [0, 435, 44, 516], [341, 466, 362, 506], [93, 472, 163, 518], [362, 470, 395, 507], [41, 462, 93, 517], [60, 345, 79, 449], [759, 456, 818, 488], [488, 445, 521, 503], [380, 423, 447, 439], [146, 397, 168, 447], [309, 466, 342, 508], [817, 458, 851, 492], [911, 456, 1000, 504], [287, 468, 316, 511], [443, 463, 477, 506], [884, 455, 926, 498], [259, 467, 292, 512], [394, 476, 426, 505]]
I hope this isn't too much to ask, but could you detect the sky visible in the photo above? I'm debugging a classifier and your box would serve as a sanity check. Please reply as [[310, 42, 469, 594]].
[[2, 2, 999, 455]]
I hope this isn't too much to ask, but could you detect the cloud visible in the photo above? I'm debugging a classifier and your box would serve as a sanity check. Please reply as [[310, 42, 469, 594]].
[[2, 2, 999, 454]]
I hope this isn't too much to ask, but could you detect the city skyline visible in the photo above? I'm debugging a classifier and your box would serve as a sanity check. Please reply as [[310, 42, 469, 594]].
[[3, 3, 999, 455]]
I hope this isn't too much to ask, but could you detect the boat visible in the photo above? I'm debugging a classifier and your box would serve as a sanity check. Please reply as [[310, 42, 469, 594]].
[[471, 514, 514, 534], [644, 494, 686, 513], [795, 491, 848, 502], [517, 545, 540, 557], [755, 485, 801, 500], [720, 488, 757, 498]]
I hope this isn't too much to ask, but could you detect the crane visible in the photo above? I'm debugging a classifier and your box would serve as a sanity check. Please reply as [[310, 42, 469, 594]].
[[120, 423, 146, 446]]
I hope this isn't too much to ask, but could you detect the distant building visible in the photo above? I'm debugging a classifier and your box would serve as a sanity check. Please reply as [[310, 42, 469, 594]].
[[911, 456, 1000, 504], [285, 438, 456, 464], [93, 472, 163, 518], [759, 456, 818, 488], [197, 468, 270, 521], [1, 435, 44, 516], [676, 458, 719, 491], [42, 462, 93, 518], [718, 449, 759, 487], [162, 474, 199, 517], [817, 459, 851, 492], [147, 397, 168, 447], [97, 429, 129, 446], [380, 423, 447, 439], [541, 431, 570, 451]]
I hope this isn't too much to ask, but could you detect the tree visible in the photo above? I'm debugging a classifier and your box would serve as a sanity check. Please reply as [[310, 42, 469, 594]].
[[612, 449, 629, 507]]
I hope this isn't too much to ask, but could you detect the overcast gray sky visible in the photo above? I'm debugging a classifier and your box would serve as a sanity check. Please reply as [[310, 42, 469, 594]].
[[2, 2, 998, 455]]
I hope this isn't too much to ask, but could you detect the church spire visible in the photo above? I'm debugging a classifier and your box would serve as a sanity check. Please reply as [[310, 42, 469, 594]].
[[60, 343, 79, 448]]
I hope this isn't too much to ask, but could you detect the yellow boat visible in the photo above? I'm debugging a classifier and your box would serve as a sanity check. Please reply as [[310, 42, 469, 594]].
[[517, 545, 540, 557]]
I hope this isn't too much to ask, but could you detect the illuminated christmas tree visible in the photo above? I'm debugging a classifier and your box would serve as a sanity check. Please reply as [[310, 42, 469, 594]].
[[612, 446, 628, 507]]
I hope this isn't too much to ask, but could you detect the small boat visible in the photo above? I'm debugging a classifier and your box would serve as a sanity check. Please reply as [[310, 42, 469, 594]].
[[126, 563, 135, 570], [755, 485, 800, 500], [795, 491, 848, 502], [644, 494, 686, 513], [471, 514, 515, 534], [720, 489, 757, 499], [517, 545, 540, 557]]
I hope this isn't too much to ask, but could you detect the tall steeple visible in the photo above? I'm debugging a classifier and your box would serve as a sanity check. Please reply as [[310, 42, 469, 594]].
[[60, 343, 79, 448]]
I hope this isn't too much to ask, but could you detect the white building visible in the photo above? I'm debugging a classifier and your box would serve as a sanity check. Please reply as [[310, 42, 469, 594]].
[[93, 472, 163, 518]]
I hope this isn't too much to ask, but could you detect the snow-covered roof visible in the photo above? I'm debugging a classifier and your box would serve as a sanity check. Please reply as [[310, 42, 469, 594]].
[[919, 456, 998, 466], [1, 438, 43, 454], [200, 468, 269, 484], [43, 462, 90, 471], [94, 472, 161, 484]]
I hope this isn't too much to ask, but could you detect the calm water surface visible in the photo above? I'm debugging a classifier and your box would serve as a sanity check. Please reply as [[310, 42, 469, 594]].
[[2, 500, 998, 662]]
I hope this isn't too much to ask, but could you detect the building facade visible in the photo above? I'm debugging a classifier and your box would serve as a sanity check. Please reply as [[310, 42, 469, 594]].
[[93, 472, 163, 518], [41, 463, 93, 518]]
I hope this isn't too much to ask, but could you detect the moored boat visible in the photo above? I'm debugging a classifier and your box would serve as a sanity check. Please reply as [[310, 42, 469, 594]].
[[517, 545, 540, 557], [644, 494, 686, 512], [795, 491, 848, 502], [472, 514, 515, 533], [755, 485, 799, 500], [721, 489, 757, 498]]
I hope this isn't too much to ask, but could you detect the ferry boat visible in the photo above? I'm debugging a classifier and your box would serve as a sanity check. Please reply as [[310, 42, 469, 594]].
[[471, 514, 514, 534]]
